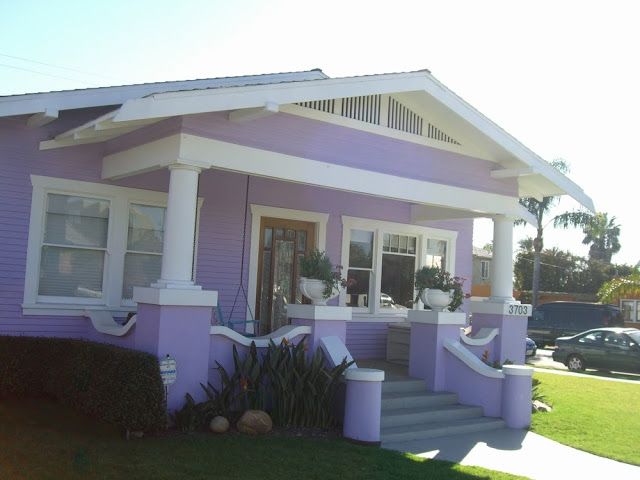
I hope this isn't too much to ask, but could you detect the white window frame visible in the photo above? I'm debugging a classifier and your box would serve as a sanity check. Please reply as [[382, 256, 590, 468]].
[[23, 175, 202, 316], [340, 215, 457, 317], [620, 299, 639, 323]]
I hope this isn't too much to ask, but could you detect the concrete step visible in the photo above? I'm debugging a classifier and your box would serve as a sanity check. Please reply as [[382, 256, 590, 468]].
[[381, 378, 427, 394], [381, 404, 484, 429], [381, 417, 506, 443], [381, 391, 458, 410]]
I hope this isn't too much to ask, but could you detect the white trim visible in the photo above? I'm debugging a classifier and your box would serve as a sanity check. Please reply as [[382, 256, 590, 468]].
[[345, 368, 385, 382], [247, 204, 329, 324], [460, 327, 500, 346], [443, 339, 505, 379], [133, 286, 217, 307], [286, 305, 352, 321], [502, 365, 534, 377], [210, 324, 311, 348], [407, 310, 467, 325], [0, 70, 327, 117], [340, 215, 458, 314], [21, 303, 136, 317]]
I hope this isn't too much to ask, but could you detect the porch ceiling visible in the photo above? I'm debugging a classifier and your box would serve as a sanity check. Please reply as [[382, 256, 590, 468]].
[[35, 69, 593, 212]]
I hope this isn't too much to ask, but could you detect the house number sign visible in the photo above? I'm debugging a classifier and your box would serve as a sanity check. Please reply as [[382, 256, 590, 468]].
[[159, 354, 177, 386]]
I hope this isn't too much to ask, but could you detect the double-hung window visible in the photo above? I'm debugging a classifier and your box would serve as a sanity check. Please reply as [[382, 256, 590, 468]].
[[341, 216, 457, 314], [23, 176, 187, 316], [621, 300, 640, 323]]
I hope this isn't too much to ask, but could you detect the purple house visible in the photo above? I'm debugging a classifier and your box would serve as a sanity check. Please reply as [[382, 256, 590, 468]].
[[0, 69, 593, 444]]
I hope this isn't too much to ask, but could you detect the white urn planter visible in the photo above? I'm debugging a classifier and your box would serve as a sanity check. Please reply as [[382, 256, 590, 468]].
[[298, 277, 339, 305], [420, 288, 455, 311]]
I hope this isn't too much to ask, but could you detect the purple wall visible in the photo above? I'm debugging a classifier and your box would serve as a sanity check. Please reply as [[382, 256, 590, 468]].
[[0, 106, 498, 353]]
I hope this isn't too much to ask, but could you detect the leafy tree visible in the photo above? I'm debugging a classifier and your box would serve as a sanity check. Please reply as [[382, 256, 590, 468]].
[[598, 271, 640, 303], [516, 159, 582, 306], [555, 211, 621, 263]]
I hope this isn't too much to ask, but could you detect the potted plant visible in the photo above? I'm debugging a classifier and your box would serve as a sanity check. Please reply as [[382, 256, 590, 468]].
[[414, 266, 464, 311], [299, 249, 348, 305]]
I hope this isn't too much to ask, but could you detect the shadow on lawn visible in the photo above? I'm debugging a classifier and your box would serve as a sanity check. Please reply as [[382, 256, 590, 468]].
[[0, 398, 524, 480]]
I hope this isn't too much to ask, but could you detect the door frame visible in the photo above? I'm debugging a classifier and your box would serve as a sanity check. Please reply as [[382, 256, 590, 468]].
[[247, 204, 329, 331]]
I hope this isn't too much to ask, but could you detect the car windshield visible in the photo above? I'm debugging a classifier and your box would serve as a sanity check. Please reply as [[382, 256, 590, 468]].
[[627, 331, 640, 344]]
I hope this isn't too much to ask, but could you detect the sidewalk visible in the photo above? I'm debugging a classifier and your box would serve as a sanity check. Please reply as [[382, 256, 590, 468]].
[[383, 428, 640, 480]]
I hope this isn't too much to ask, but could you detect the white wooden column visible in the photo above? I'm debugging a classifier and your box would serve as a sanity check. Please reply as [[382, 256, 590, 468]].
[[490, 215, 515, 303], [153, 163, 201, 289]]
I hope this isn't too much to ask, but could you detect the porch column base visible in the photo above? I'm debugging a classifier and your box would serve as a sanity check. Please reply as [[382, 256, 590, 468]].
[[408, 310, 466, 391], [343, 368, 384, 445], [469, 301, 532, 365], [287, 305, 351, 356], [501, 365, 533, 428], [133, 286, 217, 412]]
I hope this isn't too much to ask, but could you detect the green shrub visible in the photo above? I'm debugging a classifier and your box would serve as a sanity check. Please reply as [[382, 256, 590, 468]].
[[0, 336, 166, 432]]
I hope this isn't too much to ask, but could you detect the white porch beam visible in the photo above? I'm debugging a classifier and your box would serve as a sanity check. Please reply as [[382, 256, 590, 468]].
[[103, 133, 527, 217], [26, 109, 58, 128], [228, 102, 279, 123], [490, 167, 535, 179]]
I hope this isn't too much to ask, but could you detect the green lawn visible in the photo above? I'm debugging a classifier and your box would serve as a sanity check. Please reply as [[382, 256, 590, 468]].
[[0, 398, 524, 480], [531, 372, 640, 465]]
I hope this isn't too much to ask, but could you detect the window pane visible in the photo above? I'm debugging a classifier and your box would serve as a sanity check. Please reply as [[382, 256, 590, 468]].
[[349, 230, 374, 268], [127, 204, 165, 253], [399, 235, 408, 254], [39, 246, 104, 298], [426, 239, 447, 269], [122, 253, 162, 300], [408, 237, 416, 255], [381, 254, 415, 309], [621, 301, 634, 322], [346, 269, 370, 307], [44, 194, 109, 248], [389, 234, 399, 253]]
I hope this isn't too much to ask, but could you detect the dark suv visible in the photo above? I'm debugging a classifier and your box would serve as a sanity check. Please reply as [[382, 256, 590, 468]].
[[527, 302, 623, 347]]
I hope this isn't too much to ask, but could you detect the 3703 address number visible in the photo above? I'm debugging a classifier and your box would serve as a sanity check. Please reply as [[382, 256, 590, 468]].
[[507, 304, 530, 315]]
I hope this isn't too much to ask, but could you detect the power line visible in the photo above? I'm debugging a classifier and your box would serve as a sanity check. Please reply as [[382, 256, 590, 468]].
[[0, 62, 97, 86], [0, 52, 122, 82]]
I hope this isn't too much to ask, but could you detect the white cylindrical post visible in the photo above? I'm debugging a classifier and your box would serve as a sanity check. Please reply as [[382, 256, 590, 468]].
[[155, 164, 201, 289], [490, 215, 515, 302]]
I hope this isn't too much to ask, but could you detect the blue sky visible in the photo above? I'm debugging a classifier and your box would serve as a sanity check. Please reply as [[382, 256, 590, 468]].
[[2, 0, 639, 265]]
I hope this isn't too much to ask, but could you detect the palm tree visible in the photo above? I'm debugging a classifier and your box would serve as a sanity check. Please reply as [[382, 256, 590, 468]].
[[555, 212, 621, 263], [517, 159, 582, 307]]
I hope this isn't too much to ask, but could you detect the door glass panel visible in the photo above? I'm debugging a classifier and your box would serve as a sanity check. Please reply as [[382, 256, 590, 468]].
[[286, 229, 295, 240], [296, 230, 307, 252], [275, 228, 284, 240], [346, 269, 370, 307], [264, 228, 273, 249], [259, 251, 272, 323], [271, 239, 294, 332]]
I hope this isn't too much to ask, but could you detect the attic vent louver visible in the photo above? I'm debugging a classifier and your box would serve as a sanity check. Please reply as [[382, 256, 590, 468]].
[[296, 95, 461, 146]]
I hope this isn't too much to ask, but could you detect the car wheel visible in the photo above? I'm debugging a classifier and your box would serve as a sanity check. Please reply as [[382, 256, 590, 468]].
[[567, 354, 585, 371]]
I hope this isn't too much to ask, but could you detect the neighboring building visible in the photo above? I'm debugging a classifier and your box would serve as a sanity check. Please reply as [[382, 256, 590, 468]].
[[0, 69, 594, 438], [471, 246, 492, 297]]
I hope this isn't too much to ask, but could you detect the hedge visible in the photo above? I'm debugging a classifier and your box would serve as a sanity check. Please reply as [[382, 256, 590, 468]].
[[0, 336, 166, 432]]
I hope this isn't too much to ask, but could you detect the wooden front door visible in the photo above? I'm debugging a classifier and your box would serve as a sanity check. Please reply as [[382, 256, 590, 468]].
[[256, 218, 316, 334]]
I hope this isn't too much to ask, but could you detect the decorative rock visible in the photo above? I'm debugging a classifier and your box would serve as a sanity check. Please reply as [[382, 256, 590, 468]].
[[532, 400, 553, 413], [209, 416, 230, 434], [236, 410, 273, 435]]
